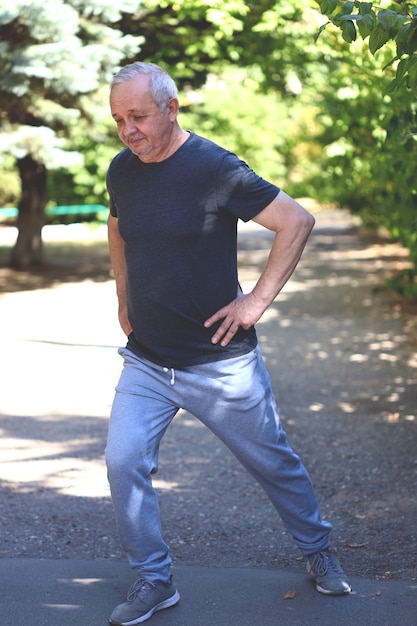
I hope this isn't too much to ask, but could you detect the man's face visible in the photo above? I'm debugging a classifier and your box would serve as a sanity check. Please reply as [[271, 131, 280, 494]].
[[110, 74, 175, 162]]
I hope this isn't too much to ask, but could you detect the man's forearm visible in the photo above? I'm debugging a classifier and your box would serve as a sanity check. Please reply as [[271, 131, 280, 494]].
[[251, 210, 314, 310], [108, 214, 127, 302], [108, 214, 132, 335]]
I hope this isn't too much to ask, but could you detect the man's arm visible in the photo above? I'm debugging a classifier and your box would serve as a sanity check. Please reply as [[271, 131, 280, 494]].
[[108, 214, 133, 337], [204, 190, 315, 347]]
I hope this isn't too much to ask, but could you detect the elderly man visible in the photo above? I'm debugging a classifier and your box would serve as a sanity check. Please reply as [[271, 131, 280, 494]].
[[105, 61, 350, 626]]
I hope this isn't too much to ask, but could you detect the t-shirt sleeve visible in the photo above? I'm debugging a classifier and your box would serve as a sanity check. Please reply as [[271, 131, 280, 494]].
[[216, 152, 280, 222]]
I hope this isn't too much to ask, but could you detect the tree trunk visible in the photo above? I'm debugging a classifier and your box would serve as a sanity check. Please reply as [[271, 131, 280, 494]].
[[10, 155, 47, 268]]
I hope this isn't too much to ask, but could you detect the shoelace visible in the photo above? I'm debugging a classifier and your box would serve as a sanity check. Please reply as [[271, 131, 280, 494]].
[[309, 551, 330, 576], [127, 579, 155, 602]]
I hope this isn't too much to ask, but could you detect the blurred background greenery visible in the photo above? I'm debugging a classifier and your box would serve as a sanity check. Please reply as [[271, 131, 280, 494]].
[[1, 0, 416, 296]]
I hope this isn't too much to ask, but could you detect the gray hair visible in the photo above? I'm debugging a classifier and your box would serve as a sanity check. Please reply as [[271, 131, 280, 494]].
[[110, 62, 178, 112]]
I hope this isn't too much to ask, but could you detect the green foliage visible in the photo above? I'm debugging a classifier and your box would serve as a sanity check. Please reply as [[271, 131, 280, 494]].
[[315, 0, 417, 295], [367, 96, 417, 268], [379, 269, 417, 298], [316, 1, 417, 93], [2, 0, 417, 294], [1, 0, 320, 209], [123, 0, 316, 93], [120, 0, 252, 87]]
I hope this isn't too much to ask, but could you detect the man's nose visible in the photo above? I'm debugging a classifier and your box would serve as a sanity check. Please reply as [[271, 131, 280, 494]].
[[124, 120, 138, 136]]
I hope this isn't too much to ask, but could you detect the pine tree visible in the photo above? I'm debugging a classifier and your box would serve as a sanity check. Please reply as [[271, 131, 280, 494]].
[[0, 0, 141, 266]]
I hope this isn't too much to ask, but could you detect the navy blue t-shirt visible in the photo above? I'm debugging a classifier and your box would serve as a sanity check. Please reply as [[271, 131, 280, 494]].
[[106, 132, 280, 368]]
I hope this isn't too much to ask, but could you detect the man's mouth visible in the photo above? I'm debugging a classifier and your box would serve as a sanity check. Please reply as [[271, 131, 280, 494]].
[[127, 135, 144, 145]]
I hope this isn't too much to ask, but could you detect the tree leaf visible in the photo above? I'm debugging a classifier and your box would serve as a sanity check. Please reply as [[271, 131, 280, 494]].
[[359, 2, 373, 16], [369, 23, 390, 54], [314, 21, 330, 43], [282, 589, 297, 600], [396, 57, 410, 83], [342, 19, 357, 43], [358, 13, 375, 39]]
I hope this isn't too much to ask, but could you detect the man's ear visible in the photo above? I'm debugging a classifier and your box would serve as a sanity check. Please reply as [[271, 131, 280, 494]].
[[167, 97, 180, 118]]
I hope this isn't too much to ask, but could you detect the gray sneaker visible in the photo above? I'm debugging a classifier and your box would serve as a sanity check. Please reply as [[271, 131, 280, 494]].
[[109, 576, 180, 625], [306, 550, 351, 595]]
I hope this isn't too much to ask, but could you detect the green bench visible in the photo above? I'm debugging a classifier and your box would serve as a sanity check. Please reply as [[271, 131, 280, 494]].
[[0, 204, 108, 222]]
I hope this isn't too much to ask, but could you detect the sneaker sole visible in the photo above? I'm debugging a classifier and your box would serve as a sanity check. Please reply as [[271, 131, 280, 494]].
[[109, 590, 180, 626], [315, 582, 352, 595]]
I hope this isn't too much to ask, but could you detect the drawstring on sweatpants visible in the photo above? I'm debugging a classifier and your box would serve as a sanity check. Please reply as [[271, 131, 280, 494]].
[[163, 367, 175, 385]]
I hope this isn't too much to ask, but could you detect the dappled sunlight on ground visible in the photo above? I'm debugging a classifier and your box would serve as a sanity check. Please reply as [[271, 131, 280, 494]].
[[0, 409, 111, 499], [238, 212, 416, 437]]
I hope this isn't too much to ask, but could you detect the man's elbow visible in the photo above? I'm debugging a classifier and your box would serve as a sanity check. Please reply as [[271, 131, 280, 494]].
[[304, 210, 315, 233], [294, 205, 315, 237]]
